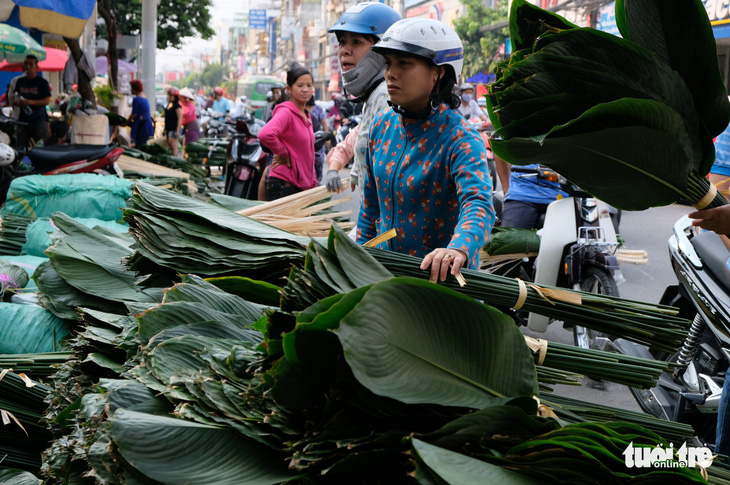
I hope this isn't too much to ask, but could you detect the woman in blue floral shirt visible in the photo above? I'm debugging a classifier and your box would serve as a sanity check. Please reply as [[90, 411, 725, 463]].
[[356, 18, 495, 283]]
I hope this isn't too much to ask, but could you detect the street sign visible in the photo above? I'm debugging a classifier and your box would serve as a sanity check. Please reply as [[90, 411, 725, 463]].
[[249, 9, 267, 30]]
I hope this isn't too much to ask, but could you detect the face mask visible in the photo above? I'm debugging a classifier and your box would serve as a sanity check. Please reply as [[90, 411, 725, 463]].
[[462, 94, 473, 103], [342, 50, 386, 98]]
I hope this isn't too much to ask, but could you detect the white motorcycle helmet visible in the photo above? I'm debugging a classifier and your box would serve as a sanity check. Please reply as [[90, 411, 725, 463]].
[[372, 18, 464, 81], [0, 143, 15, 167]]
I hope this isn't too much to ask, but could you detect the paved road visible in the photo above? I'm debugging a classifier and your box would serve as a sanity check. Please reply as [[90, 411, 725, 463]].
[[526, 203, 693, 410], [331, 178, 694, 412]]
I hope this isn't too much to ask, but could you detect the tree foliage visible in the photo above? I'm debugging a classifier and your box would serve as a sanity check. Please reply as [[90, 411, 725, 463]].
[[170, 63, 226, 91], [101, 0, 215, 50], [453, 0, 509, 79]]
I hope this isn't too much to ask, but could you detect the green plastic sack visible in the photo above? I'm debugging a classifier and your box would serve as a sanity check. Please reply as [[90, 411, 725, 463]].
[[3, 174, 132, 220], [0, 255, 48, 290], [22, 217, 129, 258], [0, 303, 71, 353]]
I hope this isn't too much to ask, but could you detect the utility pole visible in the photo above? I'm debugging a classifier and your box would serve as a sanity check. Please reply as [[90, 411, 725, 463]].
[[142, 0, 158, 115]]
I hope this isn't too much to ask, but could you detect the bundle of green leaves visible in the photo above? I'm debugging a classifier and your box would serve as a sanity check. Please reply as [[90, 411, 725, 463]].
[[488, 0, 730, 210]]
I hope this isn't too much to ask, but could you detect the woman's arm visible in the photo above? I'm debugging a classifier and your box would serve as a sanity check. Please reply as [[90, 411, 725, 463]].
[[326, 126, 357, 172], [175, 107, 183, 135], [447, 129, 496, 265], [258, 110, 290, 157], [355, 128, 381, 244]]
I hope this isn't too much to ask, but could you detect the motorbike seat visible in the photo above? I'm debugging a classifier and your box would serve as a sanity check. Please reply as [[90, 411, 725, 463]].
[[29, 144, 114, 171], [691, 231, 730, 293]]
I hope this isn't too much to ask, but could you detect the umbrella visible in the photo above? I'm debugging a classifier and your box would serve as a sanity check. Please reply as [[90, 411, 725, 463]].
[[0, 46, 67, 72], [95, 56, 138, 76], [0, 23, 45, 62], [2, 0, 96, 39]]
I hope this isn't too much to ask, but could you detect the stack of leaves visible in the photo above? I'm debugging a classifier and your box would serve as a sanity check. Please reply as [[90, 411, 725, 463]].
[[282, 226, 679, 392], [123, 182, 309, 281], [0, 371, 52, 474], [0, 352, 73, 380], [102, 276, 714, 482], [412, 413, 711, 484], [367, 247, 689, 353], [123, 146, 209, 180], [530, 338, 676, 389], [34, 213, 162, 320], [487, 0, 730, 211], [0, 213, 35, 255], [31, 220, 712, 483], [539, 392, 696, 445], [185, 139, 228, 166]]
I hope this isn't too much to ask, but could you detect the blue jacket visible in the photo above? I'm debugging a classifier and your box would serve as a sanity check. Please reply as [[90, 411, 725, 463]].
[[357, 104, 495, 268]]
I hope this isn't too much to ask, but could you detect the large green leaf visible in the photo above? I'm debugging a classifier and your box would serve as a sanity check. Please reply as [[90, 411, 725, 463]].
[[46, 213, 160, 304], [616, 0, 730, 143], [110, 409, 293, 485], [412, 439, 542, 485], [330, 224, 393, 287], [509, 0, 578, 51], [205, 276, 281, 307], [138, 301, 262, 343], [0, 469, 41, 485], [491, 98, 693, 210], [336, 278, 538, 408]]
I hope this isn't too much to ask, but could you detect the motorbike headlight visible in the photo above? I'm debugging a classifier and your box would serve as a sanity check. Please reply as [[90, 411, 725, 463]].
[[582, 198, 599, 223]]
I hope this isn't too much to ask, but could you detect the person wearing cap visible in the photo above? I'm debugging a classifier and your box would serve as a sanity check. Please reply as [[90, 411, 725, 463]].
[[324, 1, 402, 195], [234, 94, 248, 118], [356, 18, 495, 282], [164, 87, 183, 157], [179, 87, 199, 146], [457, 83, 487, 122], [263, 84, 284, 122], [477, 97, 490, 118], [211, 87, 229, 115], [128, 80, 154, 148]]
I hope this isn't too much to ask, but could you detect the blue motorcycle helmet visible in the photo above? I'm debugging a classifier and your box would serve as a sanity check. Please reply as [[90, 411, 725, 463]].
[[329, 2, 401, 99], [328, 2, 401, 41]]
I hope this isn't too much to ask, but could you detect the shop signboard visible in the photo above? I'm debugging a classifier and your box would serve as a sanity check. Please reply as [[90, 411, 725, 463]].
[[249, 9, 267, 30]]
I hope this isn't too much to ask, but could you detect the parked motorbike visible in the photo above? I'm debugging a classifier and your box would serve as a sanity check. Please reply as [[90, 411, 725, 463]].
[[335, 115, 361, 145], [224, 115, 267, 200], [615, 215, 730, 447], [489, 166, 622, 349], [205, 110, 232, 139], [0, 142, 125, 204]]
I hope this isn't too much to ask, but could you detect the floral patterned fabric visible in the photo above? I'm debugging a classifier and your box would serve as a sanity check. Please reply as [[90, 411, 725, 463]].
[[356, 104, 495, 268]]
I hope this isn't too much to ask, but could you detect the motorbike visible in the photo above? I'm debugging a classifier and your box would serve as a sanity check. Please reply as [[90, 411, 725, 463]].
[[224, 115, 267, 200], [335, 115, 361, 145], [489, 166, 622, 349], [615, 215, 730, 448], [0, 143, 125, 204], [204, 110, 232, 139]]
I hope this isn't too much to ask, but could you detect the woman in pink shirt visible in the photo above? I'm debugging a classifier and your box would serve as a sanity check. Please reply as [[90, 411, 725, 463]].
[[179, 87, 199, 145], [258, 66, 316, 201]]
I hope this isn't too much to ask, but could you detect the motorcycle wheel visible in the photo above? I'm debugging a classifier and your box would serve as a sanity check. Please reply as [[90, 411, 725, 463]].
[[573, 266, 620, 350]]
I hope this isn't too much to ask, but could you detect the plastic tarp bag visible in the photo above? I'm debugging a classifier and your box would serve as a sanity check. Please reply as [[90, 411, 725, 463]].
[[0, 303, 71, 353], [3, 174, 133, 220], [22, 217, 129, 258], [0, 255, 48, 290]]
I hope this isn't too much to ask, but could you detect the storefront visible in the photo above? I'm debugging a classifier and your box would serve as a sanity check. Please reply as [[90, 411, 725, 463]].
[[705, 0, 730, 90]]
